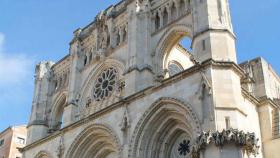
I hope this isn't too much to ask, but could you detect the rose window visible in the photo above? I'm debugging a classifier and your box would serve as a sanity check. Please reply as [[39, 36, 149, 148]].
[[93, 68, 117, 101], [178, 139, 191, 156]]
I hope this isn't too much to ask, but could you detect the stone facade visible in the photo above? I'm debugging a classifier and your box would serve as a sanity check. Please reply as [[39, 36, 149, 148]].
[[0, 125, 27, 158], [22, 0, 280, 158]]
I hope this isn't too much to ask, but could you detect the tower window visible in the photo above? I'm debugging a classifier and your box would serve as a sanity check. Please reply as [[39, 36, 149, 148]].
[[202, 40, 206, 51], [155, 13, 160, 30], [123, 28, 127, 42], [54, 80, 58, 91], [179, 0, 185, 16], [171, 2, 176, 21], [116, 31, 120, 46], [163, 8, 168, 26], [84, 56, 87, 66], [273, 110, 280, 137], [89, 53, 92, 63]]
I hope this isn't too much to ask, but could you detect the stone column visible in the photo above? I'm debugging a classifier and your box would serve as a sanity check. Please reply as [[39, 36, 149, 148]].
[[63, 29, 82, 127], [27, 61, 54, 144], [124, 2, 154, 97]]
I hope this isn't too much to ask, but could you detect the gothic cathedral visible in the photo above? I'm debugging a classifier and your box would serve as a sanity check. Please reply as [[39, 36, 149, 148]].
[[22, 0, 280, 158]]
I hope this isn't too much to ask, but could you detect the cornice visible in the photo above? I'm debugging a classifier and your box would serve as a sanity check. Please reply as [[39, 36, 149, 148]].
[[27, 120, 48, 128], [259, 97, 280, 109], [241, 88, 260, 105], [22, 60, 248, 151]]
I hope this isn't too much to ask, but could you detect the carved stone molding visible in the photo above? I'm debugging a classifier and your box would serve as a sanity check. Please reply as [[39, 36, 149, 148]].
[[56, 135, 64, 158], [128, 97, 202, 158], [66, 123, 122, 158], [190, 129, 260, 158]]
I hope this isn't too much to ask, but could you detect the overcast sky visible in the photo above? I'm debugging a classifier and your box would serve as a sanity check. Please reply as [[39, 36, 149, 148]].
[[0, 0, 279, 131]]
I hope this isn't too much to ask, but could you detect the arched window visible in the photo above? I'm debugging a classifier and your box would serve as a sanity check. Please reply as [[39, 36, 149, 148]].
[[54, 80, 58, 91], [84, 55, 87, 66], [179, 0, 185, 16], [161, 33, 194, 79], [163, 8, 168, 26], [35, 152, 51, 158], [63, 74, 67, 86], [168, 61, 184, 76], [93, 68, 118, 101], [59, 77, 63, 88], [171, 2, 177, 21], [273, 109, 280, 137], [155, 13, 160, 30], [116, 31, 120, 46], [180, 36, 192, 51], [51, 95, 67, 131], [123, 28, 127, 42], [89, 52, 92, 63]]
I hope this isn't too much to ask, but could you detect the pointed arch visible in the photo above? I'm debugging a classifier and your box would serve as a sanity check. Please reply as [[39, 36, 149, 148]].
[[179, 0, 186, 16], [79, 59, 124, 98], [50, 92, 68, 130], [162, 7, 169, 26], [155, 12, 160, 30], [129, 97, 201, 158], [66, 124, 122, 158], [78, 58, 125, 107], [153, 24, 193, 78], [170, 1, 177, 21], [35, 151, 53, 158]]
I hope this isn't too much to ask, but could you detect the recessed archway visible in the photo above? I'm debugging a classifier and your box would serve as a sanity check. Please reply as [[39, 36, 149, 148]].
[[154, 24, 195, 79], [129, 97, 201, 158], [78, 58, 125, 115], [66, 124, 121, 158], [50, 93, 67, 131]]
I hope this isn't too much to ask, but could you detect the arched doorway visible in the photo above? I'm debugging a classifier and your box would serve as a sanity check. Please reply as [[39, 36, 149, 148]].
[[66, 124, 121, 158], [130, 98, 201, 158]]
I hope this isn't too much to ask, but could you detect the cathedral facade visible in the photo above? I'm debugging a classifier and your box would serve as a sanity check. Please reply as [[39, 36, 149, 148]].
[[22, 0, 280, 158]]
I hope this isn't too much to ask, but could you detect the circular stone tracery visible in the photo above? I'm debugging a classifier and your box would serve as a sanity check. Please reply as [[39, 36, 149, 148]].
[[93, 68, 117, 101]]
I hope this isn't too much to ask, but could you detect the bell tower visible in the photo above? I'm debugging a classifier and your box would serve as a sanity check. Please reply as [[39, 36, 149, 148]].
[[190, 0, 261, 157], [192, 0, 236, 63], [27, 61, 54, 144]]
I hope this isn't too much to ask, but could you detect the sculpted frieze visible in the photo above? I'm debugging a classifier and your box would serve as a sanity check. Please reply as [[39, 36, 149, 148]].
[[190, 129, 260, 158]]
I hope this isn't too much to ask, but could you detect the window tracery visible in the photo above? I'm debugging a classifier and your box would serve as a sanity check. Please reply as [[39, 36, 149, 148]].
[[93, 68, 118, 101], [178, 139, 191, 156], [163, 8, 168, 26], [84, 55, 87, 66], [116, 31, 121, 46], [155, 13, 160, 30], [179, 0, 185, 16], [152, 0, 190, 32], [168, 61, 184, 76], [171, 2, 177, 21], [123, 27, 127, 42], [115, 24, 128, 47], [52, 70, 70, 93]]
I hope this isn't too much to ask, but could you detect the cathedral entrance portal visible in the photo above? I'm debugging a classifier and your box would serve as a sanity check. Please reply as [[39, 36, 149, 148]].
[[66, 124, 121, 158], [129, 98, 201, 158]]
